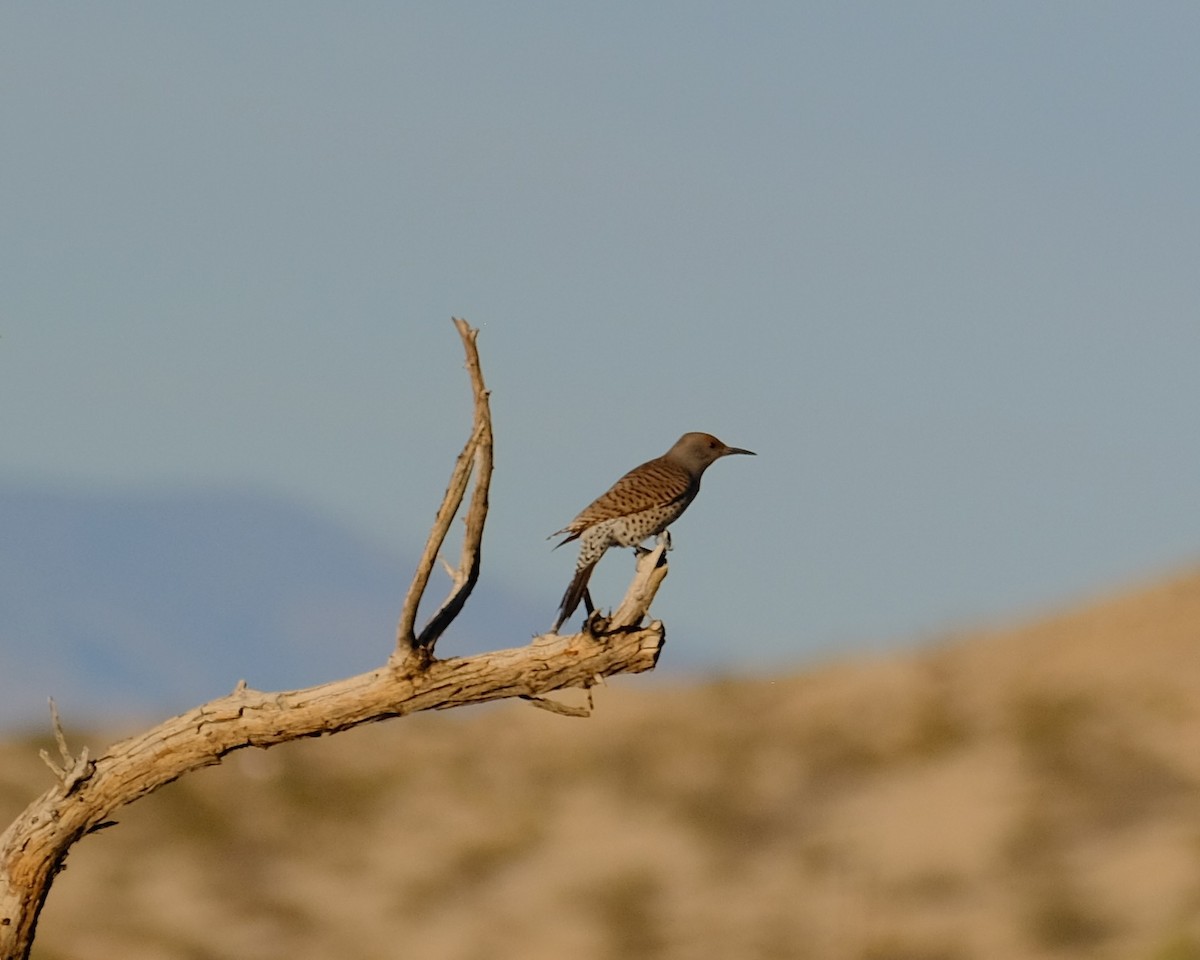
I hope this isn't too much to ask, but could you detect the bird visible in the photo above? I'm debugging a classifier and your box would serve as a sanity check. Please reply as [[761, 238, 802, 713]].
[[550, 432, 755, 632]]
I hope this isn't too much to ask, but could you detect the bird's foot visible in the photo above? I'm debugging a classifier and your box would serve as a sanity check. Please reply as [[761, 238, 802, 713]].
[[585, 608, 611, 637]]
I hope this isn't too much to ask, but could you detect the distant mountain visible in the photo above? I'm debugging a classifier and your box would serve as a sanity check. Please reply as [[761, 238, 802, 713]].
[[0, 482, 542, 728]]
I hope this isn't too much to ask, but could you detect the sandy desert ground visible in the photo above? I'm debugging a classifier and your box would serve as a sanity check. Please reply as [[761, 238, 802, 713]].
[[4, 568, 1200, 959]]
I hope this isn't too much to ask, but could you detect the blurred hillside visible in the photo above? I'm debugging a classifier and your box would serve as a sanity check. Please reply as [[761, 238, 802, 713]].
[[0, 483, 543, 726], [4, 568, 1200, 960]]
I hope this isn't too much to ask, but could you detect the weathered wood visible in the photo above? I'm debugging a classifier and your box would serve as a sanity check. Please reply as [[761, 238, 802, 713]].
[[0, 320, 667, 960], [394, 317, 493, 660], [0, 621, 664, 956]]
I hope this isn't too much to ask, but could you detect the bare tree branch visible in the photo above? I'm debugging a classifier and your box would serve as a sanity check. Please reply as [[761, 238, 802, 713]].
[[609, 545, 670, 630], [415, 319, 493, 653], [0, 319, 667, 960], [394, 319, 491, 659]]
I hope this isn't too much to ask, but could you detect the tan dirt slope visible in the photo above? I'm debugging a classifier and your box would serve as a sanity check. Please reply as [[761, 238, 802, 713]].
[[4, 568, 1200, 960]]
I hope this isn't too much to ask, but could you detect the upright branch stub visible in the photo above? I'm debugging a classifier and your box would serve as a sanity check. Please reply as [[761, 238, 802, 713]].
[[37, 699, 93, 796], [393, 318, 493, 662]]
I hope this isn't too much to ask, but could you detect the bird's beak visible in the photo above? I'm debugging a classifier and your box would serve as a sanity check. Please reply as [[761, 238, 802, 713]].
[[723, 445, 756, 457]]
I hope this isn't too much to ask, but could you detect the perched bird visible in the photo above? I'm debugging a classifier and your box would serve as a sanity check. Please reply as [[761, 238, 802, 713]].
[[551, 432, 755, 632]]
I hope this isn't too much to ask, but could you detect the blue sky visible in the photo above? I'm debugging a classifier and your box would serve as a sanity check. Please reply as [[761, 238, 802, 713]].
[[3, 4, 1198, 667]]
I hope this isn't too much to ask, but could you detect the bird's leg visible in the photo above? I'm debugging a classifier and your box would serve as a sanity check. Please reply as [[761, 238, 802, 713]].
[[633, 535, 672, 559], [582, 586, 595, 615]]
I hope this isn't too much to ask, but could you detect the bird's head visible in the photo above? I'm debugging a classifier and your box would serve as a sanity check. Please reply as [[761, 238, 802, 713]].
[[669, 432, 756, 472]]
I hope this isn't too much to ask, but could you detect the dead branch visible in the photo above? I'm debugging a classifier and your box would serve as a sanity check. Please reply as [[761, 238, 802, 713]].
[[394, 318, 492, 660], [0, 319, 667, 960]]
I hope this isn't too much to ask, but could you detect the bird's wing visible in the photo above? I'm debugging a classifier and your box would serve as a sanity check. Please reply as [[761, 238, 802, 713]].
[[561, 458, 693, 534]]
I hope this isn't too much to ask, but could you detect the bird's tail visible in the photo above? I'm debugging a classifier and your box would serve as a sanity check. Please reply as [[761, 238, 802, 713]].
[[553, 559, 598, 633]]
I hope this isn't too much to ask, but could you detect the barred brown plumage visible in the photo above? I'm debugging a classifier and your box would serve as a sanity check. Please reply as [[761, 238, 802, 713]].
[[550, 432, 755, 632]]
